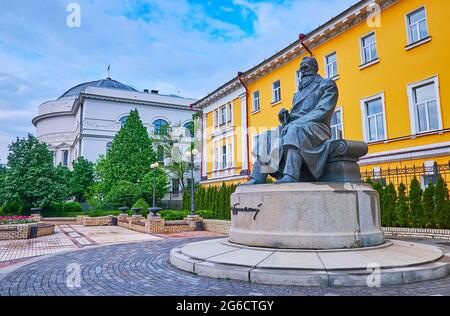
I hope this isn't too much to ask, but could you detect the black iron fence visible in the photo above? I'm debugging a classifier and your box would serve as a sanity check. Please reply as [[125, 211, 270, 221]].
[[361, 162, 450, 193]]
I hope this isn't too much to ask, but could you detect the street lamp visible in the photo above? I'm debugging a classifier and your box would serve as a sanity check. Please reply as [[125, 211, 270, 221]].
[[184, 148, 199, 215], [149, 162, 162, 217]]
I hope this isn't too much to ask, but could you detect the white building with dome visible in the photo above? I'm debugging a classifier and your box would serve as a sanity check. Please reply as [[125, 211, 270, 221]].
[[33, 78, 197, 166], [32, 78, 198, 201]]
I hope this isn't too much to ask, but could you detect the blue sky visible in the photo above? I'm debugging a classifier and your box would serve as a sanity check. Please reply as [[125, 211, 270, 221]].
[[0, 0, 357, 163]]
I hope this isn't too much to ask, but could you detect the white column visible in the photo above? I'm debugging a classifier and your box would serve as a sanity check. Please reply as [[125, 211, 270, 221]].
[[202, 113, 207, 178]]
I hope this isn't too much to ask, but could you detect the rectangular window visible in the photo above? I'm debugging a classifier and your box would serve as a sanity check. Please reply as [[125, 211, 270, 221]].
[[253, 91, 260, 112], [361, 32, 378, 64], [228, 143, 233, 168], [214, 110, 218, 128], [214, 146, 219, 170], [220, 106, 226, 125], [325, 52, 338, 79], [221, 145, 227, 169], [408, 77, 441, 134], [227, 103, 232, 123], [407, 7, 428, 44], [172, 179, 180, 194], [331, 109, 343, 140], [272, 80, 281, 103], [362, 94, 386, 142], [63, 150, 69, 167]]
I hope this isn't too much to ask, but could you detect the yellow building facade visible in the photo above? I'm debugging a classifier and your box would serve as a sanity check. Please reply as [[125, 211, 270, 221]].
[[195, 0, 450, 189]]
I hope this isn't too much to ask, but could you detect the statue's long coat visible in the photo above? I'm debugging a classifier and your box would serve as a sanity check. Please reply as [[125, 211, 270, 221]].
[[281, 74, 338, 179]]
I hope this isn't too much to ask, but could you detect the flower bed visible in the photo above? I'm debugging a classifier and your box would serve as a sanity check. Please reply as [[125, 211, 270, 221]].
[[0, 216, 35, 225]]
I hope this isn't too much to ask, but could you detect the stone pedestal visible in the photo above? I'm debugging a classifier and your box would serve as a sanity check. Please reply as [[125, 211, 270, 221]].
[[146, 216, 165, 234], [31, 214, 42, 222], [185, 215, 203, 230], [229, 182, 384, 249]]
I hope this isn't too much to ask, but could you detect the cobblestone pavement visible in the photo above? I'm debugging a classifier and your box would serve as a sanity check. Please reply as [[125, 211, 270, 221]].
[[0, 225, 166, 265], [0, 237, 449, 296]]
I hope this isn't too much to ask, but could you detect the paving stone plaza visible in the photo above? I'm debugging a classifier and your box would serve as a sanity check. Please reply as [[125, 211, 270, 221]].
[[0, 229, 450, 296]]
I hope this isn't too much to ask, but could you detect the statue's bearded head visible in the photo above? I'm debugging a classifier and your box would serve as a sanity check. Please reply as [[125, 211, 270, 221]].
[[299, 57, 318, 89]]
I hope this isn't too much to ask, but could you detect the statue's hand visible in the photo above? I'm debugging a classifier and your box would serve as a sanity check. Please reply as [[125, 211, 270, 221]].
[[278, 108, 289, 125]]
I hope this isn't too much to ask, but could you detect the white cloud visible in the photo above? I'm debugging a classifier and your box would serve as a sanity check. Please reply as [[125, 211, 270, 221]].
[[0, 0, 356, 162]]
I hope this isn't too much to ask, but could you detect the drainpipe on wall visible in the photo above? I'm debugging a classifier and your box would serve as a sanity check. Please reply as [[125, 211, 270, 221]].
[[237, 72, 250, 176]]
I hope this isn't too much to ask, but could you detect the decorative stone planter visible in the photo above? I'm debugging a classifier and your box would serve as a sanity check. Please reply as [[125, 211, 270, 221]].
[[131, 208, 142, 216], [0, 222, 55, 240]]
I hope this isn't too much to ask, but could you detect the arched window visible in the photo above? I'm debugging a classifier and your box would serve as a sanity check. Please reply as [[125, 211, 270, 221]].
[[106, 142, 113, 152], [153, 119, 169, 135], [183, 121, 194, 137], [119, 116, 129, 128]]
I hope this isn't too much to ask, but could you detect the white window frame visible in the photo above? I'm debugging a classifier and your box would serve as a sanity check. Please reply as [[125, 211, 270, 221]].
[[360, 31, 378, 65], [227, 102, 233, 123], [272, 80, 281, 103], [331, 108, 344, 140], [360, 92, 387, 143], [221, 145, 227, 169], [62, 150, 69, 167], [214, 110, 218, 129], [407, 75, 442, 135], [405, 6, 429, 45], [325, 52, 338, 79], [252, 90, 260, 112], [219, 106, 227, 126], [228, 143, 233, 168]]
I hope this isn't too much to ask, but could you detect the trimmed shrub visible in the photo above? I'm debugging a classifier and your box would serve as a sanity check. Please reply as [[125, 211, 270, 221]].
[[381, 183, 397, 227], [88, 210, 121, 218], [63, 202, 83, 213], [1, 200, 28, 215], [395, 183, 409, 227], [422, 184, 435, 228], [132, 198, 150, 217], [104, 180, 141, 208], [434, 177, 450, 229], [409, 177, 423, 228]]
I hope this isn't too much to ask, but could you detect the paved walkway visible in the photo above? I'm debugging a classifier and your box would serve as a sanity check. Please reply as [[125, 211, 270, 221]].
[[0, 225, 225, 267], [0, 238, 449, 296]]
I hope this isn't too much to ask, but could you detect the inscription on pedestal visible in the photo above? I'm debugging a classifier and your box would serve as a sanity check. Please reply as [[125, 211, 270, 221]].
[[231, 203, 262, 220]]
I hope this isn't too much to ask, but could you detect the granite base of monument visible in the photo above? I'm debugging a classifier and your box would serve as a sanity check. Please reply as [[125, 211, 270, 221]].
[[229, 183, 384, 250], [170, 183, 450, 287]]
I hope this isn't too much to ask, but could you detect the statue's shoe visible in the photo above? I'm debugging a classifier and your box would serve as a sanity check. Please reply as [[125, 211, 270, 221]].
[[274, 175, 297, 184]]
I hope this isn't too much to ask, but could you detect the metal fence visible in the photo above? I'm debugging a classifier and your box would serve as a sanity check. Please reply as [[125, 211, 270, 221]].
[[361, 162, 450, 192]]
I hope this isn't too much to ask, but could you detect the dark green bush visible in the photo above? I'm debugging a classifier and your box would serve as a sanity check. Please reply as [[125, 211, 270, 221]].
[[63, 202, 83, 213], [132, 198, 150, 217], [1, 200, 28, 215], [182, 183, 237, 220], [88, 210, 121, 218], [366, 177, 450, 229], [160, 210, 190, 221]]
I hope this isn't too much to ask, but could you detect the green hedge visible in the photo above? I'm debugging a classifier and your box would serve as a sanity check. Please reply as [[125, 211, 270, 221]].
[[63, 202, 83, 213], [160, 210, 214, 221], [367, 176, 450, 229], [182, 183, 237, 220]]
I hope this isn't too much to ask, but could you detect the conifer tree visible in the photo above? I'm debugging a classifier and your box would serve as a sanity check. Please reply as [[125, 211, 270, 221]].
[[434, 177, 449, 229], [409, 177, 423, 228], [98, 109, 157, 193], [395, 183, 409, 227], [422, 183, 435, 228], [381, 183, 397, 227]]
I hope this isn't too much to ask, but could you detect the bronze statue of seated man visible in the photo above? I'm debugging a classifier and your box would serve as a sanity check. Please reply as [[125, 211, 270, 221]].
[[245, 56, 339, 185]]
